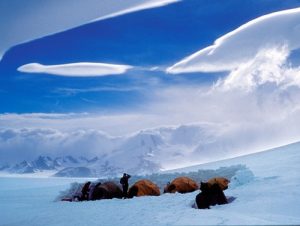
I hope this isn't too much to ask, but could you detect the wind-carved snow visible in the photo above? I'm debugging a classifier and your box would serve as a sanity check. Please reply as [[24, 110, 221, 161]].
[[17, 62, 133, 77], [167, 7, 300, 73], [59, 164, 247, 200]]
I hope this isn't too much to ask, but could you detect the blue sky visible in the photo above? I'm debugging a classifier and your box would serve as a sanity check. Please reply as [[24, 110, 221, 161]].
[[1, 0, 300, 113], [2, 0, 300, 163]]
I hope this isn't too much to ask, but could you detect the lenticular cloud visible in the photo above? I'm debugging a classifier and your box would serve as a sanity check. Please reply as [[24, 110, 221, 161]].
[[92, 0, 181, 22], [17, 62, 133, 77], [167, 7, 300, 73]]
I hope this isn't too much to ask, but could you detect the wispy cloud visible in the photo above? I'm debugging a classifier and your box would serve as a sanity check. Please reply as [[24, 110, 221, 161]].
[[17, 62, 133, 77], [2, 83, 300, 166], [2, 77, 300, 165], [54, 86, 142, 96], [214, 45, 300, 91]]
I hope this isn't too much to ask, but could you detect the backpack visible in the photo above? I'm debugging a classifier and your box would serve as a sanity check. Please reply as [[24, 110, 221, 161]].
[[120, 177, 125, 185]]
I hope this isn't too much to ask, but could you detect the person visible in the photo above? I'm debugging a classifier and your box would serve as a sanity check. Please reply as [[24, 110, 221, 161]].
[[120, 173, 131, 198], [80, 181, 91, 201], [88, 182, 101, 200], [195, 182, 228, 209]]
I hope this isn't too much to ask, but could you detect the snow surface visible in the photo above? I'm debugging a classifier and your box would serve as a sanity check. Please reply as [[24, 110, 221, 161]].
[[1, 141, 299, 225], [17, 62, 133, 77], [167, 7, 300, 73]]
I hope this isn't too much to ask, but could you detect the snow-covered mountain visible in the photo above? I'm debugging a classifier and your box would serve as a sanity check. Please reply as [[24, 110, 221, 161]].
[[54, 156, 86, 167], [3, 155, 97, 175], [0, 123, 256, 177], [10, 161, 36, 174], [32, 156, 59, 170]]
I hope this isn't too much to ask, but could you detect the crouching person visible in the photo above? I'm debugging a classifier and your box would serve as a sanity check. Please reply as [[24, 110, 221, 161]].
[[80, 181, 91, 201], [195, 177, 229, 209]]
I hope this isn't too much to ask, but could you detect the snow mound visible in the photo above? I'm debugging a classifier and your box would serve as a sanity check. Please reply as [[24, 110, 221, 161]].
[[229, 168, 255, 189]]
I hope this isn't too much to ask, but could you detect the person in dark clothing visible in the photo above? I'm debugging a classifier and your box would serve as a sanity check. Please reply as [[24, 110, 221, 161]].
[[120, 173, 131, 198], [195, 182, 228, 209], [80, 181, 91, 201], [209, 183, 228, 206]]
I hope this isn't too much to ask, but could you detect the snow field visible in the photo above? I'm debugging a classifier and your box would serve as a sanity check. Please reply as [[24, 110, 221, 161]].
[[1, 142, 300, 225]]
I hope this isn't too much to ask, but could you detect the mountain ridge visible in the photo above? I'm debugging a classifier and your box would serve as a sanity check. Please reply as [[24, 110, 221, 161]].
[[1, 123, 297, 177]]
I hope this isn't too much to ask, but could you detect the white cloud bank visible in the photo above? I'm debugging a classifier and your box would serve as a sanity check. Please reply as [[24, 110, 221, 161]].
[[214, 45, 300, 91], [0, 0, 180, 60], [17, 62, 133, 77], [2, 82, 300, 166], [167, 7, 300, 73]]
